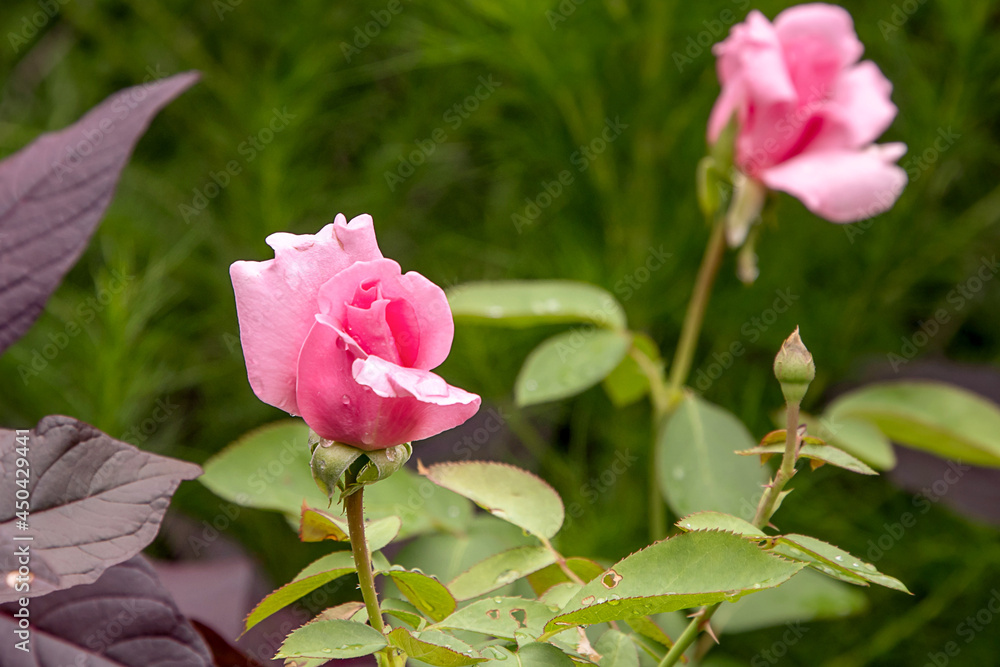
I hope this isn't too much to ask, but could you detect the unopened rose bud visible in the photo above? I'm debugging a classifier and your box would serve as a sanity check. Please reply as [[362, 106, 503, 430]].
[[774, 327, 815, 405]]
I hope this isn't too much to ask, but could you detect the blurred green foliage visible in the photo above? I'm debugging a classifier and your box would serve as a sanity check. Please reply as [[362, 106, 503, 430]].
[[2, 0, 1000, 663]]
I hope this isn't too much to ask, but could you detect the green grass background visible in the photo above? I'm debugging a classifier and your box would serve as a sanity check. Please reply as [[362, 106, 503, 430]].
[[2, 0, 1000, 663]]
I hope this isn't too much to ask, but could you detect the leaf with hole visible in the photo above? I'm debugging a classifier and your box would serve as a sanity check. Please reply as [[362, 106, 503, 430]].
[[516, 329, 632, 406], [656, 394, 766, 518], [386, 628, 486, 666], [546, 531, 805, 631], [433, 597, 558, 640], [448, 280, 626, 330], [420, 461, 564, 539], [0, 417, 201, 603]]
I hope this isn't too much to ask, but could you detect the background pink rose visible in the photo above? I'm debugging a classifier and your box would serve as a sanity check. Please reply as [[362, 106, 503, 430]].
[[230, 214, 480, 450], [708, 3, 907, 223]]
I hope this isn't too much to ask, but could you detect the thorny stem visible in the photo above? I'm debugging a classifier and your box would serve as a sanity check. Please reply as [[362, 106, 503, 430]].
[[345, 487, 404, 667], [659, 398, 804, 667], [657, 605, 721, 667], [752, 401, 800, 528]]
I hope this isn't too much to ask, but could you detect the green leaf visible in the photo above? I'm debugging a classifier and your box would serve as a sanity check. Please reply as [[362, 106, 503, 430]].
[[365, 466, 475, 538], [396, 514, 536, 584], [513, 643, 575, 666], [243, 550, 356, 633], [622, 616, 674, 649], [385, 567, 458, 622], [773, 534, 910, 593], [516, 329, 632, 406], [275, 619, 387, 660], [714, 568, 867, 634], [539, 582, 582, 609], [596, 629, 639, 667], [201, 420, 327, 517], [448, 280, 627, 330], [656, 394, 766, 519], [382, 598, 426, 630], [674, 511, 766, 537], [420, 461, 564, 539], [546, 531, 805, 631], [386, 628, 486, 666], [602, 333, 661, 407], [433, 597, 558, 640], [299, 506, 401, 549], [449, 546, 558, 601], [528, 557, 605, 595], [314, 601, 367, 622], [736, 441, 877, 476], [826, 380, 1000, 467], [795, 412, 896, 470]]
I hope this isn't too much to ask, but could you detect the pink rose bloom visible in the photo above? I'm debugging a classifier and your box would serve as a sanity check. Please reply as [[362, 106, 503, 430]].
[[231, 214, 480, 450], [708, 3, 907, 224]]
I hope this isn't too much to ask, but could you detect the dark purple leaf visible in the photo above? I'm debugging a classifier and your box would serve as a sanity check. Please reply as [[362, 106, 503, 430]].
[[0, 416, 202, 603], [0, 71, 199, 356], [191, 620, 265, 667], [0, 556, 213, 667]]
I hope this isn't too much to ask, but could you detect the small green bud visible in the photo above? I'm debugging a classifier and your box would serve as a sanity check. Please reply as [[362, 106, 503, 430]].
[[309, 431, 413, 502], [309, 436, 364, 501], [774, 327, 815, 405]]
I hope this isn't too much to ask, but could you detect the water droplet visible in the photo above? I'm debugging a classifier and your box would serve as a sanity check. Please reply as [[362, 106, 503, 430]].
[[322, 648, 333, 653], [341, 394, 351, 405], [752, 583, 761, 589], [385, 447, 396, 461], [835, 556, 844, 562], [607, 598, 621, 606], [525, 379, 538, 392], [493, 596, 504, 603], [582, 595, 596, 606], [672, 466, 685, 480], [362, 432, 374, 445], [852, 562, 860, 568]]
